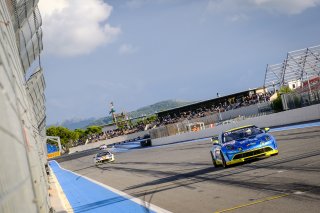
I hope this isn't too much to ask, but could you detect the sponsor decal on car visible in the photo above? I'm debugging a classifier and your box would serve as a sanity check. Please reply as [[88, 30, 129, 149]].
[[223, 140, 235, 146]]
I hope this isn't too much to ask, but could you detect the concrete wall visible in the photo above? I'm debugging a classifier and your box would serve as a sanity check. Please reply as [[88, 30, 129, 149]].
[[0, 1, 50, 213], [151, 104, 320, 146]]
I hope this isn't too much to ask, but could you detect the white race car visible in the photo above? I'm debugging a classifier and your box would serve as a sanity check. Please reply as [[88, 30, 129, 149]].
[[99, 144, 107, 150], [93, 151, 115, 165]]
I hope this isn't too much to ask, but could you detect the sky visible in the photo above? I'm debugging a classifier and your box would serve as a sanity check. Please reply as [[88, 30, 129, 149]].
[[38, 0, 320, 125]]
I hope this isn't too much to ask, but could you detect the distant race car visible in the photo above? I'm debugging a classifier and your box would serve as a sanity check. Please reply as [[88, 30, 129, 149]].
[[93, 151, 115, 165], [210, 125, 278, 167], [140, 134, 152, 147], [99, 144, 107, 150]]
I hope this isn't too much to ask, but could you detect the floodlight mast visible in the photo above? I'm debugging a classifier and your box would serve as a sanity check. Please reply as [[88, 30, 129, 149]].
[[109, 101, 116, 123]]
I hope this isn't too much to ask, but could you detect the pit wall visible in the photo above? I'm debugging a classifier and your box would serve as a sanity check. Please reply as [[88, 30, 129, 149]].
[[152, 104, 320, 146]]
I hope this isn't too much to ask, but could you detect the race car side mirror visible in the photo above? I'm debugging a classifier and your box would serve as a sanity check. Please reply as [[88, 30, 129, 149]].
[[264, 127, 270, 132], [212, 140, 219, 145]]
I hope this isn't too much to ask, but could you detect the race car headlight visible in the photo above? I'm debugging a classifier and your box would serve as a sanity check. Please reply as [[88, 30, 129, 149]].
[[264, 135, 271, 141], [260, 136, 272, 145]]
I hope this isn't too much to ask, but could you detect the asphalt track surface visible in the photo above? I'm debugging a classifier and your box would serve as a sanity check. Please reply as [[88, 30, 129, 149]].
[[59, 126, 320, 213]]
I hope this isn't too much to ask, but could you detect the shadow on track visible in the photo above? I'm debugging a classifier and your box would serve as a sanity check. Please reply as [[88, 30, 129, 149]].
[[94, 149, 320, 200]]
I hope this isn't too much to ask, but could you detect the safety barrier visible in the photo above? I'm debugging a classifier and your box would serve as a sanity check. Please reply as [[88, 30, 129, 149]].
[[68, 130, 150, 154], [150, 102, 271, 139], [0, 1, 50, 212]]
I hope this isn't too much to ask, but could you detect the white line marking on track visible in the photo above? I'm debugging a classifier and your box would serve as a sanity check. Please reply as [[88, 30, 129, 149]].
[[52, 160, 172, 213]]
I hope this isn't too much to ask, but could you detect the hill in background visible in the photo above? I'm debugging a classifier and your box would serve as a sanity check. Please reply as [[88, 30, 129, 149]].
[[56, 99, 195, 130], [53, 117, 97, 130]]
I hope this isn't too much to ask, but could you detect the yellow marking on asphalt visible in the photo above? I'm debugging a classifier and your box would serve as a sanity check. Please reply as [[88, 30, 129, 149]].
[[214, 193, 289, 213]]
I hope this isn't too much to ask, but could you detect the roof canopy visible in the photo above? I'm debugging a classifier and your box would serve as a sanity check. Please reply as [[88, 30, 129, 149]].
[[264, 45, 320, 89]]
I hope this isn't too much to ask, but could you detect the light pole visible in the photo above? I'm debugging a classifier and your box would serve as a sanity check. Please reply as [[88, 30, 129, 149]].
[[109, 102, 116, 124]]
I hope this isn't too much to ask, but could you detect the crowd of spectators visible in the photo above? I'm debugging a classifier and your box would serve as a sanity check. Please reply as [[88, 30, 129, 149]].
[[157, 92, 272, 126], [72, 122, 150, 147], [72, 132, 107, 146], [102, 122, 147, 140]]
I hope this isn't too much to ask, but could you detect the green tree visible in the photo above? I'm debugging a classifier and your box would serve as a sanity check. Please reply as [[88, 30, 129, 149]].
[[85, 126, 102, 135], [146, 114, 157, 123], [271, 86, 293, 112], [74, 128, 86, 139], [279, 86, 292, 94], [46, 126, 78, 147], [271, 96, 283, 112]]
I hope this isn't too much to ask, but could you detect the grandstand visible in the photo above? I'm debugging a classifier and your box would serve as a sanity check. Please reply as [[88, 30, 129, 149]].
[[156, 87, 269, 123], [264, 45, 320, 110], [264, 45, 320, 91]]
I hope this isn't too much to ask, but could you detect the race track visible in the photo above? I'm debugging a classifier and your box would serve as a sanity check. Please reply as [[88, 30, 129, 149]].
[[59, 126, 320, 213]]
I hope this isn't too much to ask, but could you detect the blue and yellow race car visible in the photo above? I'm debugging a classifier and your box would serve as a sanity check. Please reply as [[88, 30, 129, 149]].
[[210, 125, 278, 167]]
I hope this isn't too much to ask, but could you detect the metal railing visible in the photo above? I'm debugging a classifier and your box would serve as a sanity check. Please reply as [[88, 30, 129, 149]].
[[281, 89, 320, 110], [150, 102, 273, 139]]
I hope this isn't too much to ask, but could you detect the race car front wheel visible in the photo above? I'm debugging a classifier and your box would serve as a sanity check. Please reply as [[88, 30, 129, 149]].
[[220, 151, 228, 168], [210, 152, 218, 167]]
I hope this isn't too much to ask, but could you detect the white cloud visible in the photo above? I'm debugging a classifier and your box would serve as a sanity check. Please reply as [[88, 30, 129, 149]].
[[206, 0, 320, 15], [118, 44, 138, 55], [38, 0, 121, 57]]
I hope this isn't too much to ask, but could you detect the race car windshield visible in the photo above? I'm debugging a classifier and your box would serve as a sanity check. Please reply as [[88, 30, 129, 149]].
[[97, 152, 110, 157], [222, 127, 263, 143]]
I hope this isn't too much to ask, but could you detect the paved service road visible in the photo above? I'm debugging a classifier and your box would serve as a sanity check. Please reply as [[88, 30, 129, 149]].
[[60, 127, 320, 213]]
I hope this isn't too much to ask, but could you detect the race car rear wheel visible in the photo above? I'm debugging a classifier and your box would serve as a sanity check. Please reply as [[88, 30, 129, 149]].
[[210, 151, 218, 167], [220, 151, 228, 168]]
